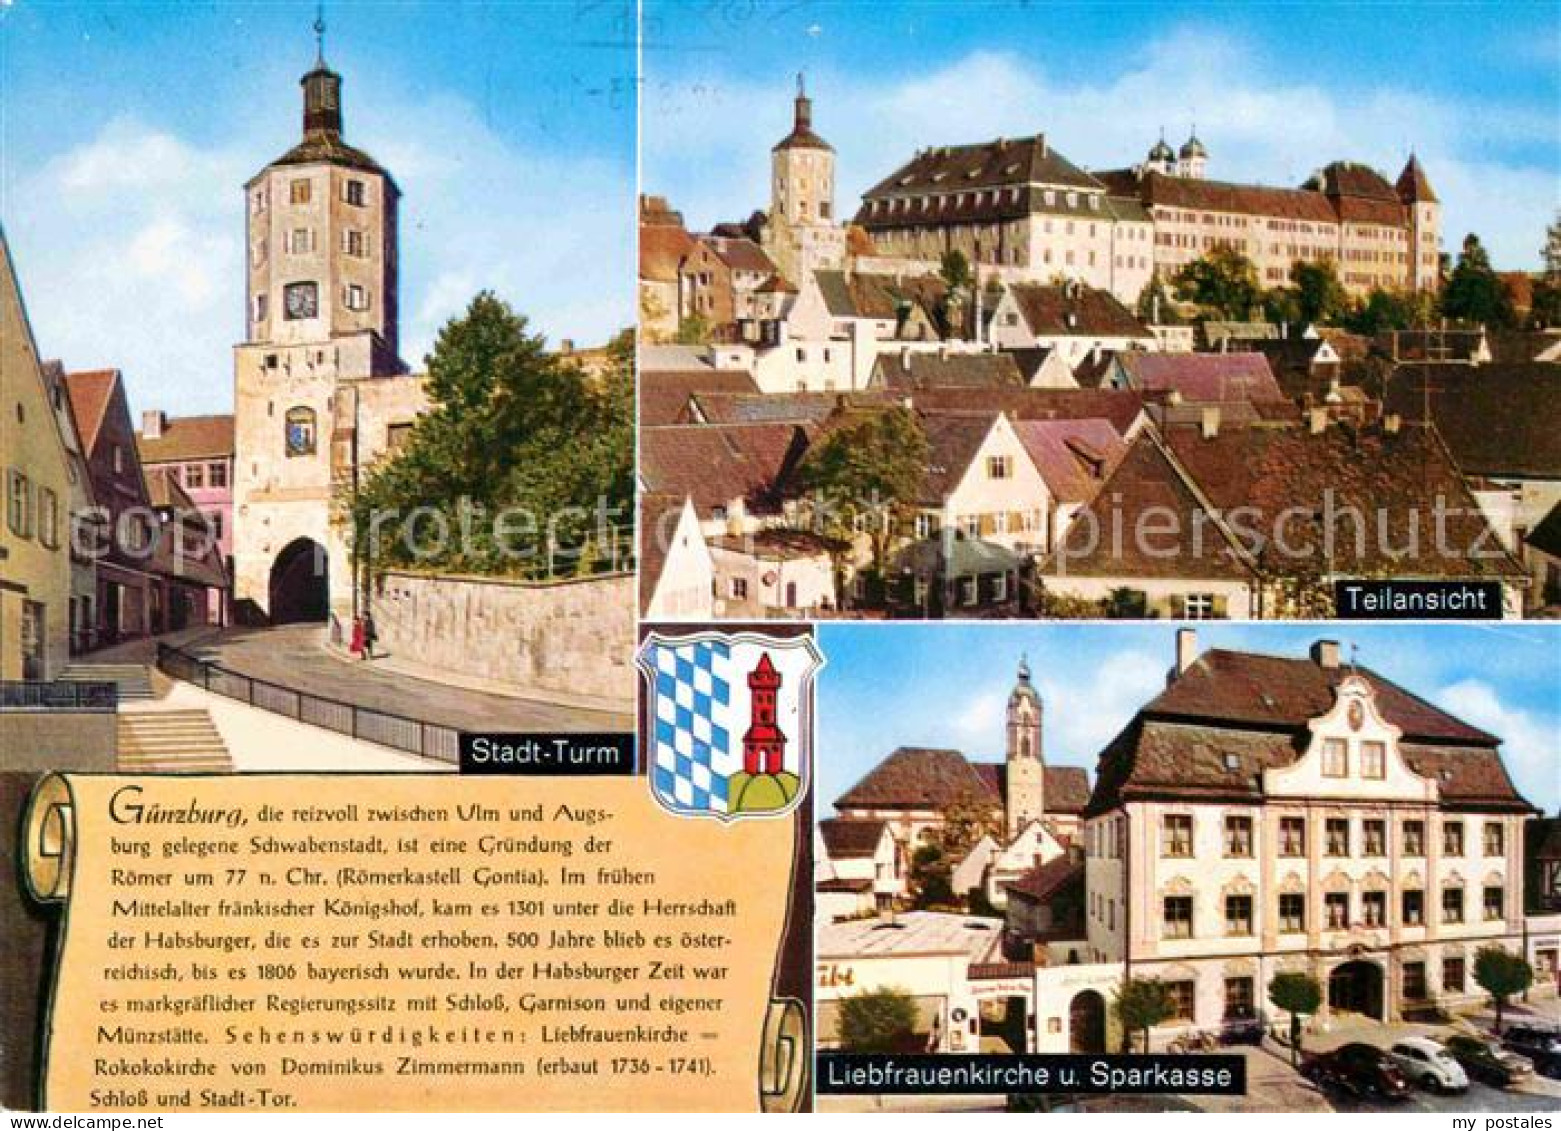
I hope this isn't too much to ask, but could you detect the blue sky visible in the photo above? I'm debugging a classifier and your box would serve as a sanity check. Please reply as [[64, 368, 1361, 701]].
[[817, 623, 1561, 816], [645, 0, 1559, 270], [0, 0, 635, 416]]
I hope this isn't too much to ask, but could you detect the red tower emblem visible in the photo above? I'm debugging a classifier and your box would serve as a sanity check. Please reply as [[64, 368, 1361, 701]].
[[743, 652, 787, 774]]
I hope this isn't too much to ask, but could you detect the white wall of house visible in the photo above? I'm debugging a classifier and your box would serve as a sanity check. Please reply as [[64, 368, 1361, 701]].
[[645, 496, 714, 620], [1041, 575, 1255, 620], [940, 415, 1053, 553]]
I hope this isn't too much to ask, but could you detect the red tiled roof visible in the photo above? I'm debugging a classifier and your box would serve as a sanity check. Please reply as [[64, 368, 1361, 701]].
[[1053, 431, 1252, 581], [819, 818, 888, 859], [1396, 156, 1438, 204], [639, 422, 810, 520], [838, 747, 992, 810], [639, 224, 695, 283], [920, 413, 999, 500], [1115, 352, 1286, 403], [1005, 855, 1084, 902], [1009, 283, 1153, 340], [838, 747, 1090, 815], [640, 368, 760, 427], [907, 387, 1145, 436], [701, 236, 774, 275], [1012, 418, 1128, 505], [1382, 363, 1561, 479], [136, 414, 234, 464], [1085, 645, 1531, 815], [876, 352, 1025, 391], [1159, 419, 1524, 579], [1103, 170, 1338, 223], [1147, 648, 1499, 743], [63, 368, 119, 452]]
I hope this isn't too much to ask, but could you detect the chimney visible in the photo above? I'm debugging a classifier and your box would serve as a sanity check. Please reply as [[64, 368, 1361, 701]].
[[1200, 405, 1221, 440], [559, 339, 575, 355], [1173, 627, 1197, 681], [1308, 406, 1328, 435], [1311, 640, 1341, 669], [141, 410, 166, 439]]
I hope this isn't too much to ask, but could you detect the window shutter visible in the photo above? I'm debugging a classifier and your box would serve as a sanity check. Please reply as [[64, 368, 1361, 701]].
[[1169, 594, 1185, 618], [1212, 594, 1229, 619]]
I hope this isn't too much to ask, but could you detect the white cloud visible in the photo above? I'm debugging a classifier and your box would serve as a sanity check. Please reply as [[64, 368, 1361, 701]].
[[646, 30, 1557, 270], [7, 90, 630, 417], [1035, 648, 1167, 768], [951, 689, 1006, 739], [1438, 679, 1561, 813]]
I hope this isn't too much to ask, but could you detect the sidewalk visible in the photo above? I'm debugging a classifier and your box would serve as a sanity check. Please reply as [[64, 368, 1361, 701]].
[[184, 625, 632, 733]]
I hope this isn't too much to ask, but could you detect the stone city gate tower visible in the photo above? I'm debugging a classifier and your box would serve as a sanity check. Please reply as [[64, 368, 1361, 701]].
[[232, 29, 425, 627]]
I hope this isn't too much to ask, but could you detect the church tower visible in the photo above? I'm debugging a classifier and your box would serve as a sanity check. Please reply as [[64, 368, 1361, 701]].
[[762, 75, 845, 285], [232, 17, 412, 626], [1004, 656, 1045, 838]]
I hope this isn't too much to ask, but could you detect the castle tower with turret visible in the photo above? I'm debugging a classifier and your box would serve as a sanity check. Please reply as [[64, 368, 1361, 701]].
[[762, 75, 846, 285], [744, 652, 787, 775]]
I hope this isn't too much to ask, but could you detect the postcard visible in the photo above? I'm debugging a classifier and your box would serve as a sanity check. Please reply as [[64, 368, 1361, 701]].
[[1, 0, 1558, 1118]]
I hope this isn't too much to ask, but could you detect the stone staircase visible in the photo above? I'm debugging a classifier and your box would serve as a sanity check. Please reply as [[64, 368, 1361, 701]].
[[116, 710, 233, 773], [57, 662, 155, 702]]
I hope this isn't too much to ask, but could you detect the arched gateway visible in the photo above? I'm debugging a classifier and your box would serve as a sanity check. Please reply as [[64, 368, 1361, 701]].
[[267, 537, 330, 624]]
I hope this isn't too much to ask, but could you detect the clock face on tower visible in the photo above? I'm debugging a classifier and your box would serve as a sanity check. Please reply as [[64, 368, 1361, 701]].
[[283, 281, 319, 321]]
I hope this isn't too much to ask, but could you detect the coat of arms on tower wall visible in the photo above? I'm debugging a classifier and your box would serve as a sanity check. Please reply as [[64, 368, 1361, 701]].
[[637, 630, 823, 821]]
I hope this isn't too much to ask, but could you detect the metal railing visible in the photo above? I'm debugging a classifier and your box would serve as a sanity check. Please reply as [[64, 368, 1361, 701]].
[[156, 643, 458, 764], [0, 680, 118, 712]]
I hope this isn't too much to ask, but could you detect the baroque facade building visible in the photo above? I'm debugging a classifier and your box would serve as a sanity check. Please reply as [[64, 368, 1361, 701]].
[[1082, 631, 1536, 1029], [232, 38, 426, 626], [844, 115, 1439, 305]]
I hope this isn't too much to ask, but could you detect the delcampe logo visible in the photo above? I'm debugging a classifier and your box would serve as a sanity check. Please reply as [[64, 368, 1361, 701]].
[[637, 631, 823, 822]]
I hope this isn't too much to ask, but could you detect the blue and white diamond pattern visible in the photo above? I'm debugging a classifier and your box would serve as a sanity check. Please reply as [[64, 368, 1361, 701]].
[[650, 639, 738, 814]]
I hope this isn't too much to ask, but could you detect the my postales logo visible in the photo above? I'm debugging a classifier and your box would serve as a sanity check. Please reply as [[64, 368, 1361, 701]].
[[636, 631, 822, 822]]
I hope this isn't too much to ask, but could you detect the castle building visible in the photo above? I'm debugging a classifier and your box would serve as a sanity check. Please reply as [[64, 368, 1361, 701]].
[[1081, 630, 1537, 1031], [232, 30, 426, 626], [853, 117, 1440, 305], [760, 77, 846, 286]]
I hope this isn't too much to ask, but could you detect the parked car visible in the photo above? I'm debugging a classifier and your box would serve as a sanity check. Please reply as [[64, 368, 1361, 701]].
[[1500, 1024, 1561, 1077], [1442, 1034, 1534, 1089], [1387, 1037, 1468, 1093], [1303, 1042, 1412, 1101]]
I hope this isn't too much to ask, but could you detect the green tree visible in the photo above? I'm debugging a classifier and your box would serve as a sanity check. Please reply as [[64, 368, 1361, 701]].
[[1112, 977, 1174, 1054], [1531, 212, 1561, 328], [939, 248, 973, 294], [675, 312, 711, 344], [799, 406, 930, 580], [349, 295, 632, 579], [1441, 233, 1515, 327], [908, 841, 955, 908], [1173, 246, 1262, 320], [1267, 971, 1323, 1067], [1136, 271, 1181, 325], [1288, 258, 1349, 329], [837, 987, 921, 1053], [1474, 946, 1534, 1034]]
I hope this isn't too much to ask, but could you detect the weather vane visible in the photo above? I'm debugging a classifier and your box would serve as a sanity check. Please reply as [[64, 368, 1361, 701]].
[[314, 2, 326, 64]]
